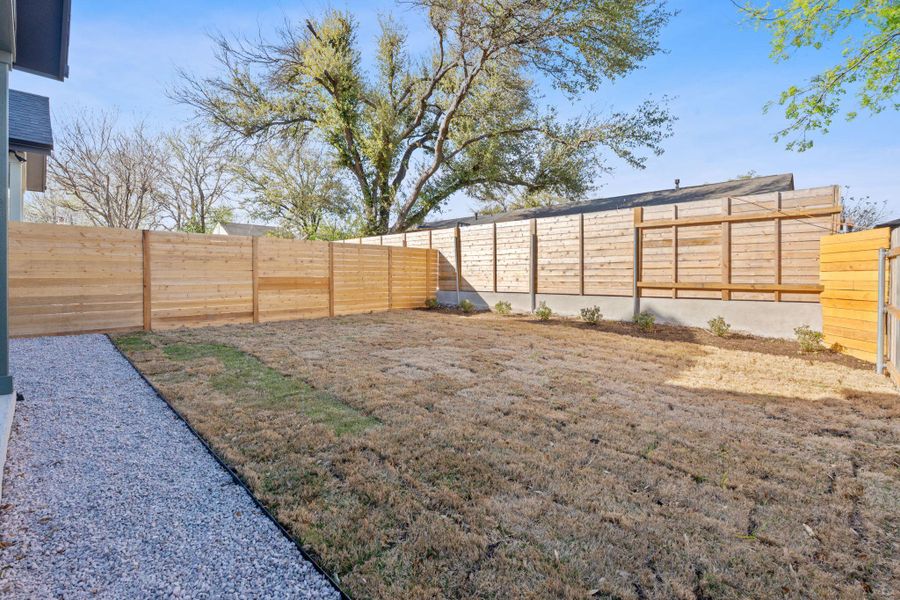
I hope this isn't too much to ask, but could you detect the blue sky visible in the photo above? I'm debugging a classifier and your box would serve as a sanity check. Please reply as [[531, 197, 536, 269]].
[[12, 0, 900, 221]]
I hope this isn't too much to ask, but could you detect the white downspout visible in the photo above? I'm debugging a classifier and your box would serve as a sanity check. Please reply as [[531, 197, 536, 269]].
[[7, 152, 23, 221]]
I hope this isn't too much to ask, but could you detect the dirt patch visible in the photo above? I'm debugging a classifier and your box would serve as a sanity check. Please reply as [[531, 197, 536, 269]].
[[113, 311, 898, 600]]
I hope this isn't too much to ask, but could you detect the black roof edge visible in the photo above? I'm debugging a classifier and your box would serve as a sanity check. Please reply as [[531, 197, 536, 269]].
[[9, 140, 52, 154]]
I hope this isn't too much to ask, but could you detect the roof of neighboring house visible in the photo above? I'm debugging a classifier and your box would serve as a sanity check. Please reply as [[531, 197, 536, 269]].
[[875, 217, 900, 229], [418, 173, 796, 230], [214, 222, 284, 237], [9, 89, 53, 154]]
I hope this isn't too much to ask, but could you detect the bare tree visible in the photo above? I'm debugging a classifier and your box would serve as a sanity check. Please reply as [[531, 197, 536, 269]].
[[841, 188, 889, 231], [24, 191, 90, 225], [160, 126, 237, 232], [232, 140, 352, 239], [49, 111, 164, 229]]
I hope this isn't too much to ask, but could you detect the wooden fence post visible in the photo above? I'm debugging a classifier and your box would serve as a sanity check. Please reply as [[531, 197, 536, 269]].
[[632, 208, 642, 316], [251, 237, 260, 323], [425, 246, 432, 301], [388, 246, 394, 309], [454, 226, 462, 305], [530, 218, 538, 312], [721, 198, 731, 301], [579, 213, 585, 297], [672, 205, 678, 299], [328, 243, 335, 317], [492, 222, 498, 293], [774, 192, 782, 302], [142, 230, 152, 331]]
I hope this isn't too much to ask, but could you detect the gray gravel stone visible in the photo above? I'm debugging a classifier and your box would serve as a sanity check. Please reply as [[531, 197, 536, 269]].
[[0, 334, 340, 599]]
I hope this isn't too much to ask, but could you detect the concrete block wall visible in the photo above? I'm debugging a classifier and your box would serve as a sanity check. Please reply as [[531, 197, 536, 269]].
[[438, 291, 821, 340]]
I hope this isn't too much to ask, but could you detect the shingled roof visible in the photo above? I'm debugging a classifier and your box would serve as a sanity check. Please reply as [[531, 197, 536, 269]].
[[9, 89, 53, 154], [418, 173, 796, 230]]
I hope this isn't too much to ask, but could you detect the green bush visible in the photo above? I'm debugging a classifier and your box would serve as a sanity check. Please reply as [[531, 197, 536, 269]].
[[494, 300, 512, 315], [794, 325, 824, 352], [459, 299, 475, 313], [707, 316, 731, 337], [632, 311, 655, 332], [580, 306, 603, 325], [424, 297, 439, 309], [534, 301, 553, 321]]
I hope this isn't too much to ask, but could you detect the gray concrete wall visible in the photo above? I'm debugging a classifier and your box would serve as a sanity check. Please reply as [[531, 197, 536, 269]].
[[0, 392, 15, 501], [438, 290, 821, 340]]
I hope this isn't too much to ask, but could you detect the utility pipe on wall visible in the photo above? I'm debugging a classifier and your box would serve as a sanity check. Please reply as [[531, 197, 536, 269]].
[[0, 53, 12, 395]]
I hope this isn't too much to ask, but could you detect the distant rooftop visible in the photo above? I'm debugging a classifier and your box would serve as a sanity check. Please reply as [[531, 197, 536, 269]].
[[418, 173, 796, 230], [213, 222, 285, 237], [9, 90, 53, 154]]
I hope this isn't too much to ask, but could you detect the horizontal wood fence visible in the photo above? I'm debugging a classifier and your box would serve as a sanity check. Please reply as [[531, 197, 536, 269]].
[[350, 186, 841, 303], [10, 222, 438, 337], [819, 227, 890, 362]]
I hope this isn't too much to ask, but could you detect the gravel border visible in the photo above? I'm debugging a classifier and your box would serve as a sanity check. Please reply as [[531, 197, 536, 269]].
[[0, 334, 341, 599]]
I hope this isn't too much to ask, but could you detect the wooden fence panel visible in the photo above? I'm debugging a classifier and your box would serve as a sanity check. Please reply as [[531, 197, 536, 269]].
[[148, 231, 254, 330], [9, 222, 143, 336], [459, 223, 495, 292], [820, 227, 890, 362], [381, 233, 406, 247], [537, 215, 581, 294], [673, 199, 722, 299], [256, 237, 330, 322], [495, 221, 531, 293], [404, 230, 432, 249], [431, 228, 459, 291], [8, 223, 437, 337], [332, 244, 390, 315], [390, 246, 432, 308], [583, 209, 632, 296], [640, 204, 676, 298], [781, 187, 840, 301]]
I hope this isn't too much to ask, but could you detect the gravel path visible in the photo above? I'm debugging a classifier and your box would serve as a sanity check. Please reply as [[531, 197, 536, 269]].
[[0, 335, 341, 599]]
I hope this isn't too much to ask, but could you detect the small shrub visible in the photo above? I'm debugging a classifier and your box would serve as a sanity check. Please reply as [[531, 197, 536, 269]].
[[580, 306, 603, 325], [494, 300, 512, 316], [795, 325, 824, 352], [632, 311, 655, 332], [707, 316, 731, 337], [424, 297, 439, 309], [534, 301, 553, 321], [459, 299, 475, 313]]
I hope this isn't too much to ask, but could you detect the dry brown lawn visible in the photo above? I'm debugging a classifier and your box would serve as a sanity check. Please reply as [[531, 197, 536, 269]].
[[113, 310, 899, 600]]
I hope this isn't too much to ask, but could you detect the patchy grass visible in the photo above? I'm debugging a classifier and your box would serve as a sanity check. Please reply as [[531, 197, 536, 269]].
[[134, 339, 375, 437], [113, 311, 899, 600], [113, 332, 154, 352]]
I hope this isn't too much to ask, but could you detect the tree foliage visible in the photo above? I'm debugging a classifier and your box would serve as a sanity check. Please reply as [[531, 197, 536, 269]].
[[741, 0, 900, 151], [233, 141, 353, 239], [177, 0, 674, 233]]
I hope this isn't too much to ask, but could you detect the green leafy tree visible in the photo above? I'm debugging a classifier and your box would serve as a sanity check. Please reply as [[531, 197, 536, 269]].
[[741, 0, 900, 151], [232, 141, 353, 240], [177, 1, 674, 234]]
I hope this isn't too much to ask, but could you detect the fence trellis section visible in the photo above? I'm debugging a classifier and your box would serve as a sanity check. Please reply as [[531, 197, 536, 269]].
[[9, 222, 438, 337]]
